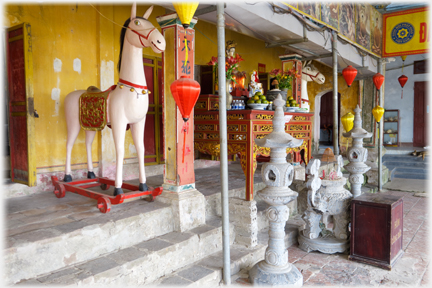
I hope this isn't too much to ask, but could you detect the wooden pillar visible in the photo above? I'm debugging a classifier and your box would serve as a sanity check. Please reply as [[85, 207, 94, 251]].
[[157, 14, 198, 192], [279, 54, 303, 106]]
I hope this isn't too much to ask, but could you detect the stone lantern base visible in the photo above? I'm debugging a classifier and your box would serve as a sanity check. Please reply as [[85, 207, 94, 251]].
[[298, 234, 349, 254], [249, 261, 303, 286]]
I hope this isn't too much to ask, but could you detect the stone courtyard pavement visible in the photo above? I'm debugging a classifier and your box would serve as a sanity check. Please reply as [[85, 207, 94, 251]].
[[235, 190, 429, 286]]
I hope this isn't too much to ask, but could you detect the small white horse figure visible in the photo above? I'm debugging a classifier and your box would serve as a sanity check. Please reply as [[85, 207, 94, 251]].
[[63, 4, 166, 195], [301, 60, 325, 112]]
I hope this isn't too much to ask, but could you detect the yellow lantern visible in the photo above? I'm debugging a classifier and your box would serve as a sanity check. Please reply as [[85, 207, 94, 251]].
[[341, 112, 355, 132], [372, 105, 385, 123], [173, 2, 199, 28]]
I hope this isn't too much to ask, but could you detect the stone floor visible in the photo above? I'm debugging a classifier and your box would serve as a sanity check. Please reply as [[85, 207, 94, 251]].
[[235, 188, 430, 286]]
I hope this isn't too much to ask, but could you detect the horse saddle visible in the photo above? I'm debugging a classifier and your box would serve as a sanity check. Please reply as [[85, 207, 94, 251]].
[[79, 85, 116, 131]]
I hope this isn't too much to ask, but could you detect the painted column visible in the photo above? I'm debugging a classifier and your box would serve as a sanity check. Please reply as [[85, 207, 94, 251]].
[[156, 14, 205, 232], [343, 105, 372, 197], [97, 5, 117, 179], [279, 54, 302, 106]]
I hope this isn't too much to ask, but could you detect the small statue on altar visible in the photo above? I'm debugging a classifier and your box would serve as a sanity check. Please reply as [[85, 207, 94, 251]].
[[249, 70, 263, 97], [226, 40, 237, 58]]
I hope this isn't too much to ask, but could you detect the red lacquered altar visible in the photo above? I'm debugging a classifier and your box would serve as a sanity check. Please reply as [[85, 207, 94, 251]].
[[194, 94, 313, 201]]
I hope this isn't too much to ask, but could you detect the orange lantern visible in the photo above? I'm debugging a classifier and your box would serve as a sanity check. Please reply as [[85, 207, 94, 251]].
[[170, 75, 201, 162], [342, 65, 357, 87]]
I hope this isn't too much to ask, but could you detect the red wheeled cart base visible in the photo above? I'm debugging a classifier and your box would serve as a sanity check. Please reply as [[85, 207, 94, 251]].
[[51, 176, 163, 213]]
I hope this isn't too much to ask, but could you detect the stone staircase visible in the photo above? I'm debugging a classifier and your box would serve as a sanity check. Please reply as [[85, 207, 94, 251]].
[[383, 154, 429, 180], [5, 162, 305, 286]]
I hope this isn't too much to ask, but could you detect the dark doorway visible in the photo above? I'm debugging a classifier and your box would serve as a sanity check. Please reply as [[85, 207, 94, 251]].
[[319, 91, 341, 146], [413, 81, 428, 147]]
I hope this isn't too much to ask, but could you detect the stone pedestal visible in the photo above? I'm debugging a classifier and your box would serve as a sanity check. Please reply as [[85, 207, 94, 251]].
[[249, 95, 303, 286], [229, 197, 258, 248], [343, 105, 373, 198], [365, 147, 389, 185], [156, 188, 205, 232]]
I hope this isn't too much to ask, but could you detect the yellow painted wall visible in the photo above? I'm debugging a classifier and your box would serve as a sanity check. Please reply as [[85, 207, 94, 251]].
[[4, 4, 100, 169], [307, 61, 359, 146], [194, 19, 286, 74], [3, 3, 166, 170]]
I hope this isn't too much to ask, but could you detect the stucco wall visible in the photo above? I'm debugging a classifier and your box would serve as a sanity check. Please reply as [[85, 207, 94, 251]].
[[383, 54, 428, 144], [3, 3, 289, 173]]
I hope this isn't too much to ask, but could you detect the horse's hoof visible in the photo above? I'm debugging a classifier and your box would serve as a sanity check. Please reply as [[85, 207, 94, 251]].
[[87, 171, 96, 179], [63, 174, 72, 182], [139, 183, 148, 192], [114, 188, 124, 196]]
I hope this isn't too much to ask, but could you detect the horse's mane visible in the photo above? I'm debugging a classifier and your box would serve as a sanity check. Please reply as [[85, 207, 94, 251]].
[[118, 18, 131, 72], [117, 16, 151, 72]]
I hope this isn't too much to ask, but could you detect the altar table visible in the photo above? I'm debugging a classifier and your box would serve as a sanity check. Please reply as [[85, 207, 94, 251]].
[[194, 94, 313, 201]]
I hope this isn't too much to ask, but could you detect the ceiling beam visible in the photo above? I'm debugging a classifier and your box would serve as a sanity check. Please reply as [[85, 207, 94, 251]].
[[265, 38, 308, 48], [303, 53, 333, 61]]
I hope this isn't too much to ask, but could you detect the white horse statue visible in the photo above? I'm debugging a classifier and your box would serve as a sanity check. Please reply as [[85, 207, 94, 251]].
[[63, 4, 166, 196], [301, 60, 325, 112]]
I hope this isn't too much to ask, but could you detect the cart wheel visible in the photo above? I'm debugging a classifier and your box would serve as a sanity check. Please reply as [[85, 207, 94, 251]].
[[97, 197, 111, 213], [145, 195, 154, 202], [53, 182, 66, 198], [100, 183, 110, 191]]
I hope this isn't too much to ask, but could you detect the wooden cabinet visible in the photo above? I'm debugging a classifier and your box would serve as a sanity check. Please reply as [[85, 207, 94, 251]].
[[383, 109, 400, 147], [349, 193, 404, 270]]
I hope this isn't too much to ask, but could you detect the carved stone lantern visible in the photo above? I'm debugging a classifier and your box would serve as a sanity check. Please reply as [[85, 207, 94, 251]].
[[249, 94, 303, 286], [343, 105, 372, 198]]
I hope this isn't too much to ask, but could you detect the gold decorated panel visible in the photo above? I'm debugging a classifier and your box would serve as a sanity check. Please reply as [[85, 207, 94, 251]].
[[210, 100, 219, 110], [255, 114, 274, 120], [254, 124, 273, 133], [227, 114, 245, 120], [195, 124, 217, 131], [195, 114, 217, 120], [195, 101, 207, 110]]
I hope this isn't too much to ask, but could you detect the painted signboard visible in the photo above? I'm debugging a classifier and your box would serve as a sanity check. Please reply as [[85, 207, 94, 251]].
[[382, 7, 429, 57], [282, 2, 382, 57]]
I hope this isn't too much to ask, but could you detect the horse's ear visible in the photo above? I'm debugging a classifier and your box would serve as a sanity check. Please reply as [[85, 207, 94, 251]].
[[131, 2, 137, 20], [143, 5, 154, 20]]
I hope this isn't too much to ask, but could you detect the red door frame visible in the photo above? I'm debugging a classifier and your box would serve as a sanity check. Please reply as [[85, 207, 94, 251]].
[[413, 81, 428, 147]]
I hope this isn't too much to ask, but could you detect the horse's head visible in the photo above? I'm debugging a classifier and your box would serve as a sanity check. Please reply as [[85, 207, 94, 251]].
[[125, 4, 166, 53], [302, 60, 325, 84]]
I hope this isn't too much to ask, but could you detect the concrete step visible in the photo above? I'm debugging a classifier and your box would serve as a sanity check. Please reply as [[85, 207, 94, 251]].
[[5, 192, 175, 284], [392, 172, 428, 180], [154, 243, 266, 286], [16, 218, 235, 286], [153, 218, 302, 287]]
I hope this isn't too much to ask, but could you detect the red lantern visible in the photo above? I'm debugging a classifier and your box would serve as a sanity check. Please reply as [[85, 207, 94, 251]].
[[398, 75, 408, 99], [372, 73, 385, 90], [170, 75, 201, 162], [372, 73, 385, 106], [342, 65, 357, 87]]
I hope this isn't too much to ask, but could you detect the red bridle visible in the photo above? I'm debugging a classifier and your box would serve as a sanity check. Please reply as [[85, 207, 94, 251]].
[[302, 70, 321, 81], [129, 27, 156, 48]]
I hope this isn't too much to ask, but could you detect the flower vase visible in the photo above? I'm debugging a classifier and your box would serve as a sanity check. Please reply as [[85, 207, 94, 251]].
[[226, 79, 233, 109]]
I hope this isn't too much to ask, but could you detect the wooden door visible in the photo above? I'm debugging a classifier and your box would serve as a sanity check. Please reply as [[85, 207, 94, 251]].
[[319, 91, 341, 145], [413, 81, 428, 147], [7, 23, 36, 186], [143, 56, 164, 165]]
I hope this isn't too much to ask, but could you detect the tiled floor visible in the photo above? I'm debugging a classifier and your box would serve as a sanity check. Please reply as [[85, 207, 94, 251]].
[[235, 190, 429, 286]]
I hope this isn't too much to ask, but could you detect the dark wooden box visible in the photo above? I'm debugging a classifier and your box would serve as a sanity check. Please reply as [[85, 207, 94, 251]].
[[349, 193, 404, 270]]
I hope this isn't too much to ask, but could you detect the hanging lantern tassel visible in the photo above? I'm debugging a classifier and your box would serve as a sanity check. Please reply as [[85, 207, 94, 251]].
[[398, 75, 408, 99], [181, 121, 189, 163]]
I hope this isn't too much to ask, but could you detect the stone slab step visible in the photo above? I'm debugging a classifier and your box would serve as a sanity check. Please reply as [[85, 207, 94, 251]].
[[5, 192, 175, 284], [16, 219, 235, 286], [154, 243, 267, 286], [392, 172, 428, 180]]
